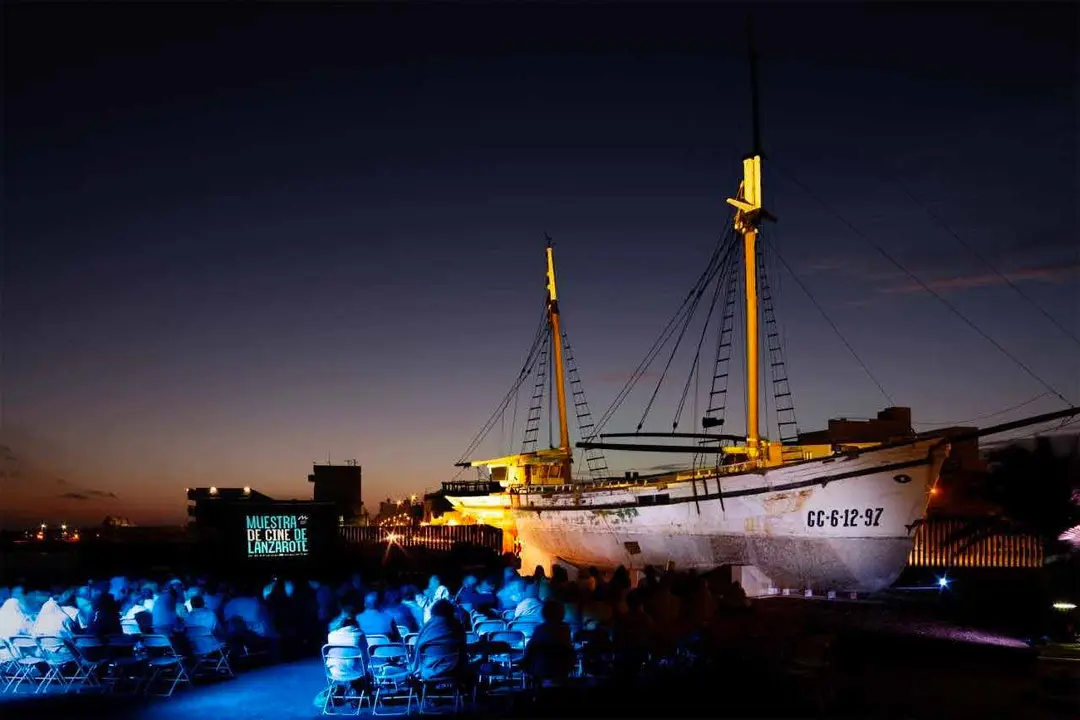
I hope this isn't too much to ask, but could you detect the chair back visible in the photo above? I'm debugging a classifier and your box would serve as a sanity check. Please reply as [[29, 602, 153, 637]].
[[71, 635, 109, 662], [9, 635, 40, 659], [473, 620, 505, 637], [120, 617, 142, 635], [37, 635, 75, 664], [508, 619, 541, 640], [322, 643, 366, 682], [141, 633, 179, 657], [487, 630, 525, 651]]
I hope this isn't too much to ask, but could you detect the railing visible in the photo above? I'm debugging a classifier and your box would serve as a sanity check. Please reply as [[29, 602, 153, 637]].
[[441, 481, 503, 495], [907, 517, 1043, 569], [339, 524, 503, 553]]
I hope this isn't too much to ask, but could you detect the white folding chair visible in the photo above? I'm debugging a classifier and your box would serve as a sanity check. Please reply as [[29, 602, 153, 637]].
[[369, 644, 412, 716], [35, 636, 78, 694], [321, 644, 368, 715], [6, 635, 45, 693]]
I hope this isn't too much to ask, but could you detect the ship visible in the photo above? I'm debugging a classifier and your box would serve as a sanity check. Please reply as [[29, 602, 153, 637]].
[[441, 34, 1079, 594]]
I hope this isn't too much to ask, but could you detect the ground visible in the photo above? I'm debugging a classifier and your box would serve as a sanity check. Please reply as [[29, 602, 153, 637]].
[[4, 598, 1076, 718]]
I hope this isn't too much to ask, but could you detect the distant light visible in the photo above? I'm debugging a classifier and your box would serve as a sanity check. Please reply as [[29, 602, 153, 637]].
[[209, 486, 218, 495], [61, 524, 67, 531], [40, 523, 46, 529], [1052, 602, 1077, 611], [937, 576, 950, 588], [929, 487, 939, 496], [385, 533, 401, 543], [243, 486, 251, 495], [410, 494, 418, 503]]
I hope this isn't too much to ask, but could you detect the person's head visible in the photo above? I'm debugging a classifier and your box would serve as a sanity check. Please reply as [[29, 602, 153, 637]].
[[382, 588, 399, 605], [338, 615, 358, 629], [339, 603, 357, 617], [427, 575, 442, 591], [533, 565, 546, 581], [541, 599, 563, 624], [364, 592, 380, 611], [429, 599, 454, 621], [551, 566, 569, 584], [626, 589, 644, 612], [461, 575, 477, 589], [190, 594, 206, 610]]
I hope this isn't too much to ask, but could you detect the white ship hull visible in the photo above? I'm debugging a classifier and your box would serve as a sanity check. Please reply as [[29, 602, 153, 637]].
[[449, 439, 949, 592]]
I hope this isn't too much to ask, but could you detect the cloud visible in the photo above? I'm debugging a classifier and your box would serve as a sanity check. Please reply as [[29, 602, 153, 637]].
[[880, 263, 1080, 295], [59, 489, 118, 501]]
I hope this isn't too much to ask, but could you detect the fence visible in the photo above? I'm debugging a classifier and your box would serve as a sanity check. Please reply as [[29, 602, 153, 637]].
[[907, 517, 1043, 569], [339, 524, 504, 554]]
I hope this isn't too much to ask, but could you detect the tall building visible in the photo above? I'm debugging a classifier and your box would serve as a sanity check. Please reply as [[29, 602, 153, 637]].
[[308, 462, 364, 524]]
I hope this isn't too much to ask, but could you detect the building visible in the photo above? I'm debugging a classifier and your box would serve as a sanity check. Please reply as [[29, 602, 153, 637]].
[[308, 462, 364, 525], [186, 486, 275, 529], [797, 406, 915, 445]]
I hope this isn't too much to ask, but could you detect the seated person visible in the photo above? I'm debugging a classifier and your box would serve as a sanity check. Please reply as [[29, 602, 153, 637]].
[[327, 613, 364, 648], [184, 594, 222, 639], [412, 599, 467, 681], [325, 616, 365, 682], [523, 600, 575, 683], [356, 592, 398, 640]]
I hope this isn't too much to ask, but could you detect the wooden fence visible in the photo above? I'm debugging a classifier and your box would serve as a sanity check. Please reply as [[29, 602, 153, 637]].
[[339, 524, 503, 554], [907, 517, 1043, 569]]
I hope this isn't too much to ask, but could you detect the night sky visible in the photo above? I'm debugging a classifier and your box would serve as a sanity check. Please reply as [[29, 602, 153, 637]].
[[3, 4, 1077, 528]]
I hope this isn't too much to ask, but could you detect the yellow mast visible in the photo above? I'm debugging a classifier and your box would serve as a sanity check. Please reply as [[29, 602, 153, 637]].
[[727, 158, 763, 451], [725, 19, 771, 457], [546, 243, 572, 465]]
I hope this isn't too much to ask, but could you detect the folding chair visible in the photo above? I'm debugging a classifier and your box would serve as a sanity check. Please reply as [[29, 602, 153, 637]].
[[120, 617, 143, 636], [412, 642, 468, 714], [102, 634, 146, 695], [321, 644, 368, 716], [35, 636, 78, 694], [369, 644, 412, 716], [0, 637, 25, 693], [185, 626, 234, 678], [141, 634, 191, 697], [472, 620, 506, 638], [486, 630, 526, 689], [6, 635, 45, 694], [508, 620, 541, 642], [68, 635, 107, 691]]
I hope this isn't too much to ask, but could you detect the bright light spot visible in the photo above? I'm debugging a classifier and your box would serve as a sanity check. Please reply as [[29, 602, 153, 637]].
[[243, 486, 251, 494], [61, 524, 67, 531], [385, 533, 401, 543], [410, 494, 418, 503], [1052, 602, 1077, 611], [209, 486, 218, 495], [937, 576, 950, 588], [447, 520, 458, 526], [40, 523, 46, 529], [929, 487, 939, 496]]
